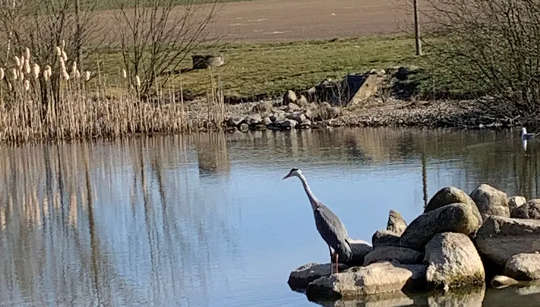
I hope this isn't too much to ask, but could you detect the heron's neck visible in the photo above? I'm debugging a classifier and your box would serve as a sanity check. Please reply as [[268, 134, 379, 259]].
[[297, 174, 320, 210]]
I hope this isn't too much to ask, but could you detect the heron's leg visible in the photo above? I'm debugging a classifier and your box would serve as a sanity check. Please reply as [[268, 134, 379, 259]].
[[335, 253, 339, 274], [328, 246, 334, 275]]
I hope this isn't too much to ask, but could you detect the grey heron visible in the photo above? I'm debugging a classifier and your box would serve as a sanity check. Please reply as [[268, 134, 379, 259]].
[[283, 168, 352, 274]]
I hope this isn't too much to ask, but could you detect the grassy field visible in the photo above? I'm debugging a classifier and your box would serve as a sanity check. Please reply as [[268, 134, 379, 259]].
[[95, 35, 421, 101]]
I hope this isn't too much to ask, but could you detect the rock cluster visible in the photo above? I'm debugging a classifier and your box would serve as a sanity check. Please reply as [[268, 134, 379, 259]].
[[288, 184, 540, 303], [225, 91, 343, 132]]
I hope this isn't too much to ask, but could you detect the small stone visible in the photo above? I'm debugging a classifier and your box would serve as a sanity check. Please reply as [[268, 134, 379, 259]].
[[226, 116, 244, 127], [277, 119, 298, 129], [238, 123, 249, 132], [286, 103, 301, 112], [283, 90, 297, 105], [491, 275, 519, 289]]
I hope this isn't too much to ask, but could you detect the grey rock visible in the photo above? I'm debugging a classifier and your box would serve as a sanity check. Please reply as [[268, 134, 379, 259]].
[[509, 196, 527, 212], [226, 116, 244, 127], [246, 114, 263, 126], [504, 253, 540, 281], [510, 199, 540, 219], [286, 103, 301, 112], [425, 186, 482, 229], [363, 246, 423, 265], [470, 184, 509, 217], [475, 216, 540, 266], [347, 240, 373, 265], [298, 120, 312, 129], [400, 203, 481, 250], [269, 111, 286, 122], [238, 123, 249, 132], [263, 117, 272, 126], [491, 275, 519, 289], [283, 90, 297, 105], [372, 230, 401, 248], [424, 233, 485, 289], [288, 263, 347, 290], [287, 112, 307, 123], [297, 94, 309, 107], [277, 119, 298, 129], [387, 210, 407, 235], [251, 101, 273, 114], [306, 262, 426, 300]]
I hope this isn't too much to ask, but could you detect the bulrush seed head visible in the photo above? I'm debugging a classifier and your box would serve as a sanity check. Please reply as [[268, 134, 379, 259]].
[[75, 69, 81, 79], [24, 59, 31, 75], [24, 79, 30, 91], [62, 51, 68, 62], [56, 46, 62, 57], [32, 64, 40, 79], [0, 68, 4, 80], [25, 47, 30, 61], [11, 68, 17, 80], [85, 71, 91, 81], [14, 56, 20, 68], [135, 75, 141, 88], [122, 69, 127, 79]]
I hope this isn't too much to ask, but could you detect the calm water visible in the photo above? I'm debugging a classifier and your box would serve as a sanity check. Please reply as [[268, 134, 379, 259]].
[[0, 128, 539, 306]]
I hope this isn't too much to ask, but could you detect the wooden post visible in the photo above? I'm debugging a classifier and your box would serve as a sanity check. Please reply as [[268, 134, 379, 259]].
[[75, 0, 82, 70], [413, 0, 422, 56]]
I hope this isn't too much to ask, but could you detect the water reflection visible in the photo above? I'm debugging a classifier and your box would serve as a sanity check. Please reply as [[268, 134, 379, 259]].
[[0, 128, 538, 306]]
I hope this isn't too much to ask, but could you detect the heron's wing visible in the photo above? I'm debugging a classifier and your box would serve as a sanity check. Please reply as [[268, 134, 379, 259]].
[[314, 204, 350, 247]]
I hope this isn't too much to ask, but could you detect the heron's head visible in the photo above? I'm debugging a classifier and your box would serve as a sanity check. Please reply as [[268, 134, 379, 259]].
[[282, 168, 302, 180], [522, 127, 527, 136]]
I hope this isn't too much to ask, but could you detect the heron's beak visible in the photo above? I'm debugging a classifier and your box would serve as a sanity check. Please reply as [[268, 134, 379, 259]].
[[282, 174, 291, 180]]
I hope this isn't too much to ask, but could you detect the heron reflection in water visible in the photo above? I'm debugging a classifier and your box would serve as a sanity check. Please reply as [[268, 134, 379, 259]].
[[283, 168, 352, 274]]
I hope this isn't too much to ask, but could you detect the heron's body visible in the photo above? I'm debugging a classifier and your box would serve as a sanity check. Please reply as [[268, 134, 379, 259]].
[[283, 168, 352, 273]]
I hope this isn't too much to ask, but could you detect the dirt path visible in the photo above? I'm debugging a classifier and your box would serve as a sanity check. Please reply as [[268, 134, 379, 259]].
[[208, 0, 407, 41]]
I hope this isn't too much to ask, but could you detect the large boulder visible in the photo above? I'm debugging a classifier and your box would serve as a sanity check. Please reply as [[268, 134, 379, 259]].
[[470, 184, 509, 217], [347, 240, 373, 265], [372, 230, 401, 248], [504, 253, 540, 281], [424, 233, 485, 289], [305, 262, 426, 300], [288, 263, 348, 290], [509, 196, 527, 216], [400, 203, 481, 250], [363, 246, 423, 265], [512, 200, 540, 219], [387, 210, 407, 235], [425, 186, 482, 227], [475, 216, 540, 266]]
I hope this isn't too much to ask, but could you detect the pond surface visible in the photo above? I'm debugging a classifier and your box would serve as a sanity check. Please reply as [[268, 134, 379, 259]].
[[0, 128, 539, 306]]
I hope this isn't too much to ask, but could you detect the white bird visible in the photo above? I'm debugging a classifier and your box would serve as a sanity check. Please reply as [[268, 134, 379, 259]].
[[521, 127, 537, 140]]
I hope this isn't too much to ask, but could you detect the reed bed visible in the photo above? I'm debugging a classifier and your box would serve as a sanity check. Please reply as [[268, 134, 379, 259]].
[[0, 44, 225, 144]]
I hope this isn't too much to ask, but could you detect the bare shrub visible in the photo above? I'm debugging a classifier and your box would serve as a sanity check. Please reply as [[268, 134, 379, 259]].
[[116, 0, 217, 96], [424, 0, 540, 114]]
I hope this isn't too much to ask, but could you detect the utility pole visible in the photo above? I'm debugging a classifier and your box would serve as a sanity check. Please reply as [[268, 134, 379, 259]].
[[413, 0, 422, 56]]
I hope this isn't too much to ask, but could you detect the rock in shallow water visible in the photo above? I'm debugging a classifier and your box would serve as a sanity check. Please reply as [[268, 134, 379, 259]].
[[347, 240, 372, 266], [491, 275, 519, 289], [305, 262, 426, 300], [470, 184, 509, 218], [504, 253, 540, 281], [424, 232, 485, 289], [400, 203, 481, 250], [475, 216, 540, 266], [288, 263, 348, 291]]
